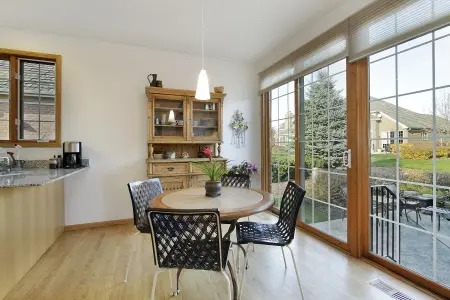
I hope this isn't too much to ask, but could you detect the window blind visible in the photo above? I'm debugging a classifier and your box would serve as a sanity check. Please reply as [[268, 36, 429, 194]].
[[349, 0, 450, 62], [259, 60, 294, 93], [259, 20, 348, 93], [259, 0, 450, 93]]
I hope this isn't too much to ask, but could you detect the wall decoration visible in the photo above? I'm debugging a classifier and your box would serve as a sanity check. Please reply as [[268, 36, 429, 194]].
[[230, 110, 248, 148]]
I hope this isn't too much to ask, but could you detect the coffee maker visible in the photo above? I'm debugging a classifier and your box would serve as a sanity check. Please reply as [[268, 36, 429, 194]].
[[63, 141, 82, 168]]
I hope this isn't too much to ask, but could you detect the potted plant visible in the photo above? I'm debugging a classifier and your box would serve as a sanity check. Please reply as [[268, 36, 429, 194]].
[[228, 161, 258, 176], [198, 147, 228, 197]]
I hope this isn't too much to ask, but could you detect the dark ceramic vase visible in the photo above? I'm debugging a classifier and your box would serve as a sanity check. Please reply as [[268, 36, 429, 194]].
[[205, 181, 222, 198]]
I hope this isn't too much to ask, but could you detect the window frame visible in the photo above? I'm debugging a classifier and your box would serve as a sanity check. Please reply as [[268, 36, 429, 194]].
[[0, 48, 61, 147]]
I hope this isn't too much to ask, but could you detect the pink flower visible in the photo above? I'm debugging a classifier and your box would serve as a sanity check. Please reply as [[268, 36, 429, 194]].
[[202, 147, 213, 162]]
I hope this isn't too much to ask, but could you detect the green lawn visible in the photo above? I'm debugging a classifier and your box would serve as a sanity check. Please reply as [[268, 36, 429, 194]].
[[372, 154, 450, 171]]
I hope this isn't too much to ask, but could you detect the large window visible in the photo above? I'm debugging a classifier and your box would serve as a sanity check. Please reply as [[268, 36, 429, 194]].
[[270, 81, 295, 209], [298, 59, 348, 242], [369, 25, 450, 289], [0, 50, 61, 147]]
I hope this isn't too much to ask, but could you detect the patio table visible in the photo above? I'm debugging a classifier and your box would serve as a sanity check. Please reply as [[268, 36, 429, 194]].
[[408, 195, 433, 208], [419, 206, 450, 231]]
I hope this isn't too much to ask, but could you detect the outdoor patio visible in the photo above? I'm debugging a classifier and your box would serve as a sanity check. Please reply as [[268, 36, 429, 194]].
[[312, 212, 450, 288]]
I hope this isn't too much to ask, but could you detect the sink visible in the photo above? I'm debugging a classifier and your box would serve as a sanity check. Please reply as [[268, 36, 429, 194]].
[[0, 171, 28, 177]]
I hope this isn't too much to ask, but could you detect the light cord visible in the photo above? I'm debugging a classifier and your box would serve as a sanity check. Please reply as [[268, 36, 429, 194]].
[[201, 0, 204, 69]]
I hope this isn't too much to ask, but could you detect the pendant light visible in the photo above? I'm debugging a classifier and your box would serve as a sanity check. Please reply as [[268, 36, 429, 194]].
[[195, 0, 210, 100]]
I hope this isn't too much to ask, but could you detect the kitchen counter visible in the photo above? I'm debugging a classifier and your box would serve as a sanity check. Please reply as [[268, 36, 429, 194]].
[[0, 167, 87, 188]]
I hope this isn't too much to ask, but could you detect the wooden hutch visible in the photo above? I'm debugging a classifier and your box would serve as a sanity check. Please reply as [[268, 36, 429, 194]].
[[146, 87, 227, 191]]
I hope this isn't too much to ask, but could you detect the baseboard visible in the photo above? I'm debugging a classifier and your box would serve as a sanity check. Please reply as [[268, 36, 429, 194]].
[[64, 218, 134, 231]]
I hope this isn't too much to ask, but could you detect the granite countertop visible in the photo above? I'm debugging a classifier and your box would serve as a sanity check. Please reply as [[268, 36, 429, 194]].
[[0, 168, 88, 188]]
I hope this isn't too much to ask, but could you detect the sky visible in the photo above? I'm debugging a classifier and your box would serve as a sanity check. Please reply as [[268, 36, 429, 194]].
[[370, 25, 450, 117]]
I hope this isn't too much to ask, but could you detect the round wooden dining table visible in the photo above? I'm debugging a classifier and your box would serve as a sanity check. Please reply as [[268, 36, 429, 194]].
[[149, 187, 274, 300]]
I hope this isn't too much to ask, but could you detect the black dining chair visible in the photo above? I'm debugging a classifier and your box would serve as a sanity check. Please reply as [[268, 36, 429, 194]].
[[147, 208, 235, 300], [221, 174, 251, 188], [125, 179, 169, 284], [235, 181, 306, 299], [221, 174, 254, 254]]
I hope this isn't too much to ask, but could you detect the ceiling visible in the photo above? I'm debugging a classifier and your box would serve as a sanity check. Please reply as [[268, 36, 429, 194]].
[[0, 0, 362, 63]]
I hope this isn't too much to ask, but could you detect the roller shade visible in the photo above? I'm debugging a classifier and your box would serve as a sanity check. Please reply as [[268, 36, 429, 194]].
[[259, 0, 450, 93], [349, 0, 450, 62], [259, 20, 348, 93]]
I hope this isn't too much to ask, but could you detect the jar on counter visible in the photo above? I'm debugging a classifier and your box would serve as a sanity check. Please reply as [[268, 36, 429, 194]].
[[49, 158, 58, 169]]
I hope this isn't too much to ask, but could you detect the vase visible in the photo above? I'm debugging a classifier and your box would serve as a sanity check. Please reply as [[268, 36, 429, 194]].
[[205, 181, 222, 198]]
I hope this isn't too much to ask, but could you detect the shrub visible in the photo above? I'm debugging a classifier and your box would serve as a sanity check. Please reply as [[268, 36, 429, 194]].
[[436, 147, 450, 158]]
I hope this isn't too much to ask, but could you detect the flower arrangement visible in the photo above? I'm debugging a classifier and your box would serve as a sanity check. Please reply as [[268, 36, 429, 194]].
[[229, 161, 259, 176], [230, 110, 248, 132], [198, 147, 228, 182], [230, 110, 248, 148]]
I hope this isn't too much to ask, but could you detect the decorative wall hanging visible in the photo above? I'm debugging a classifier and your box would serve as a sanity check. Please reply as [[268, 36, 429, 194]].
[[230, 110, 248, 148]]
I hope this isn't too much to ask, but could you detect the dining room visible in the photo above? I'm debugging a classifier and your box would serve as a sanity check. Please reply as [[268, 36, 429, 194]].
[[2, 0, 450, 300]]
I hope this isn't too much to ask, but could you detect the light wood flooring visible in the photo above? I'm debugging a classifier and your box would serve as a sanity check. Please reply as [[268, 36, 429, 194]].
[[4, 213, 440, 300]]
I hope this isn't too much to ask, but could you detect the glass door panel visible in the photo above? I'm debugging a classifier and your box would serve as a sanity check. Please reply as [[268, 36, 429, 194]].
[[298, 59, 348, 243], [368, 27, 450, 289], [191, 99, 220, 140], [153, 97, 185, 139], [270, 82, 295, 209]]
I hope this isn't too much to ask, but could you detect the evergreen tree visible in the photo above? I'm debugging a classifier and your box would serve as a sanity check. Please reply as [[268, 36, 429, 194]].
[[304, 70, 346, 168]]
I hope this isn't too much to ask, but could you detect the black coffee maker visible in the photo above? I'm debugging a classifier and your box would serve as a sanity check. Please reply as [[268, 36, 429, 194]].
[[63, 141, 82, 168]]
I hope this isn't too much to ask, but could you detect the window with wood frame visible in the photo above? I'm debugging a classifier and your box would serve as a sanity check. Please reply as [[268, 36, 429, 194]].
[[0, 49, 61, 147]]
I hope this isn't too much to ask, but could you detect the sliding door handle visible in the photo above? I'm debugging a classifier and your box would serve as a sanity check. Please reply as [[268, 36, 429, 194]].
[[343, 149, 352, 169]]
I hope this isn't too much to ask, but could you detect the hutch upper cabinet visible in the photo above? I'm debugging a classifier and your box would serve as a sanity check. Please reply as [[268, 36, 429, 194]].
[[147, 88, 225, 143]]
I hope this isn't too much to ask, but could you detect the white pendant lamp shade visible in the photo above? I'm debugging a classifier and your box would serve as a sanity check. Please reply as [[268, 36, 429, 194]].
[[195, 69, 210, 100], [195, 0, 210, 100]]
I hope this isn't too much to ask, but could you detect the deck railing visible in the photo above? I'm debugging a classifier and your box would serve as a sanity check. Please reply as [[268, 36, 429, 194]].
[[370, 185, 398, 262]]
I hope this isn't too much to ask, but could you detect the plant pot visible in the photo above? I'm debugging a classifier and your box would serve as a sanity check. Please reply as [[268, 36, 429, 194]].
[[205, 181, 222, 198]]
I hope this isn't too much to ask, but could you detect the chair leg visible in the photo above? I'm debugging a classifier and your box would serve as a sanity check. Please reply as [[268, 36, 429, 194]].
[[173, 268, 182, 296], [169, 271, 173, 293], [150, 270, 162, 300], [245, 243, 252, 269], [286, 245, 305, 300], [247, 217, 255, 252], [281, 247, 287, 269], [229, 246, 237, 277], [220, 270, 233, 300], [236, 244, 248, 299]]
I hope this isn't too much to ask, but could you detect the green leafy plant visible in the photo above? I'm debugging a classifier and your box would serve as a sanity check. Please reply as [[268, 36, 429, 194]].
[[198, 147, 228, 181], [199, 160, 228, 182]]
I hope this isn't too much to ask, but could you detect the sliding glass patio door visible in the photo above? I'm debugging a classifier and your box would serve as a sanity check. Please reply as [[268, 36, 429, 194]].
[[368, 25, 450, 289], [298, 59, 349, 243]]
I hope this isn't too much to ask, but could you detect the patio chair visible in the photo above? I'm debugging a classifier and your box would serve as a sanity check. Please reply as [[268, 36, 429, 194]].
[[235, 181, 306, 299], [147, 208, 235, 300], [384, 184, 420, 224]]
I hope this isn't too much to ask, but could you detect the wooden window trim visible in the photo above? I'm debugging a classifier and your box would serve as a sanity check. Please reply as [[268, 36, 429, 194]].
[[0, 48, 61, 147]]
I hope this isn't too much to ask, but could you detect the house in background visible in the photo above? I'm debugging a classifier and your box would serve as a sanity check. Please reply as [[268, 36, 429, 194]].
[[370, 100, 450, 152]]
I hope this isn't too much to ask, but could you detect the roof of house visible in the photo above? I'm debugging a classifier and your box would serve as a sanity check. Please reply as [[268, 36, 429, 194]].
[[370, 99, 449, 131], [0, 60, 55, 96]]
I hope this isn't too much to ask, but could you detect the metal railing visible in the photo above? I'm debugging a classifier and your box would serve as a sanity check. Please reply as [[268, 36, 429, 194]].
[[370, 185, 398, 263]]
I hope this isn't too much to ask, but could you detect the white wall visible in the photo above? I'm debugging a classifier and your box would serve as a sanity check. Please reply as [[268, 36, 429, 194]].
[[0, 27, 260, 225]]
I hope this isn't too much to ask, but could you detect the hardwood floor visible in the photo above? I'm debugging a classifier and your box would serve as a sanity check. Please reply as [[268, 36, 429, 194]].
[[4, 213, 439, 300]]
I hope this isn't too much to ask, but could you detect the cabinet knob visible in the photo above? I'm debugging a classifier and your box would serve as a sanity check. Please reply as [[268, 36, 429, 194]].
[[167, 167, 175, 171]]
